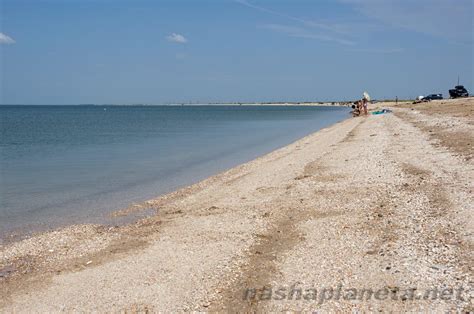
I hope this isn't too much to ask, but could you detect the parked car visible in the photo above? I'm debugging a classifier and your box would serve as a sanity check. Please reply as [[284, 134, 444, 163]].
[[449, 85, 469, 98], [423, 94, 443, 101]]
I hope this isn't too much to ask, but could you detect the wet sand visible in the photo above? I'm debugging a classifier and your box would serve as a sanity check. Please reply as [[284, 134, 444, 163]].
[[1, 98, 473, 312]]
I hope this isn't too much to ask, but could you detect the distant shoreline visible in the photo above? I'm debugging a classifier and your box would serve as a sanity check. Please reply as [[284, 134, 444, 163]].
[[0, 102, 350, 107]]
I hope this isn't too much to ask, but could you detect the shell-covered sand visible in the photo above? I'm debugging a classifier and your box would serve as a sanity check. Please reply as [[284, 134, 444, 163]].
[[1, 98, 473, 312]]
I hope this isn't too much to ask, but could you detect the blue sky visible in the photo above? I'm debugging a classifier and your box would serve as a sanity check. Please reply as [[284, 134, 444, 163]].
[[0, 0, 472, 104]]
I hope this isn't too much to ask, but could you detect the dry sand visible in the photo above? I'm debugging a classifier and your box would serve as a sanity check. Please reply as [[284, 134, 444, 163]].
[[1, 98, 473, 312]]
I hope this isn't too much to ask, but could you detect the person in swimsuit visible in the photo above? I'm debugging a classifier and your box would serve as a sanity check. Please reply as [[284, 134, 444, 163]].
[[362, 97, 368, 115]]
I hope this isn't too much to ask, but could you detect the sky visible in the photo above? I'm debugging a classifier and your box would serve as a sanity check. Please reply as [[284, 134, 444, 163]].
[[0, 0, 472, 104]]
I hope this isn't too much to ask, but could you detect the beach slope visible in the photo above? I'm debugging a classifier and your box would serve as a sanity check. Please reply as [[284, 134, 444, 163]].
[[1, 99, 473, 312]]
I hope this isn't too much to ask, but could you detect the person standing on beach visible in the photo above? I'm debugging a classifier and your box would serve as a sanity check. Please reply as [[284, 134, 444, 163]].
[[357, 100, 363, 116], [362, 98, 368, 115]]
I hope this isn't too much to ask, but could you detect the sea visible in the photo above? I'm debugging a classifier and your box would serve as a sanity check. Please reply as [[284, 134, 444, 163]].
[[0, 105, 349, 241]]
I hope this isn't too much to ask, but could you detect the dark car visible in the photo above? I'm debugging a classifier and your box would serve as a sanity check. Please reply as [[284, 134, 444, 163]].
[[423, 94, 443, 101], [449, 85, 469, 98]]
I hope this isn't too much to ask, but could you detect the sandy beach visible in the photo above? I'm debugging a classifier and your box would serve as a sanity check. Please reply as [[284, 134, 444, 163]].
[[1, 98, 473, 312]]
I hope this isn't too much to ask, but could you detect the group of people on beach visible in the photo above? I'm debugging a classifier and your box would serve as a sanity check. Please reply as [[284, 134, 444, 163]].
[[351, 97, 369, 117]]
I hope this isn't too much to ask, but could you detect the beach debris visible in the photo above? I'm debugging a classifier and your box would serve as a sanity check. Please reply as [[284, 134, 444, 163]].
[[0, 265, 16, 278], [294, 174, 311, 180]]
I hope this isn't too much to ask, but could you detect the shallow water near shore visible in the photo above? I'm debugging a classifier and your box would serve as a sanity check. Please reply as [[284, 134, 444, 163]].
[[0, 105, 349, 240]]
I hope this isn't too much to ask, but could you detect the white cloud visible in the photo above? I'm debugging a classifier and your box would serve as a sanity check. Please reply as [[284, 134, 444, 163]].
[[261, 24, 355, 46], [235, 0, 343, 33], [341, 0, 473, 42], [235, 0, 355, 45], [350, 47, 405, 54], [166, 33, 188, 44], [0, 32, 15, 44]]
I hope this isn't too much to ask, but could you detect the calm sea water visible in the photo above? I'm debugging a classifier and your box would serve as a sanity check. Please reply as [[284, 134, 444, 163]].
[[0, 105, 349, 239]]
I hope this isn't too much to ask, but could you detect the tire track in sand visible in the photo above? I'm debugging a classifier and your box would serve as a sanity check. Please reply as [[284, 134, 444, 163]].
[[207, 120, 363, 312]]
